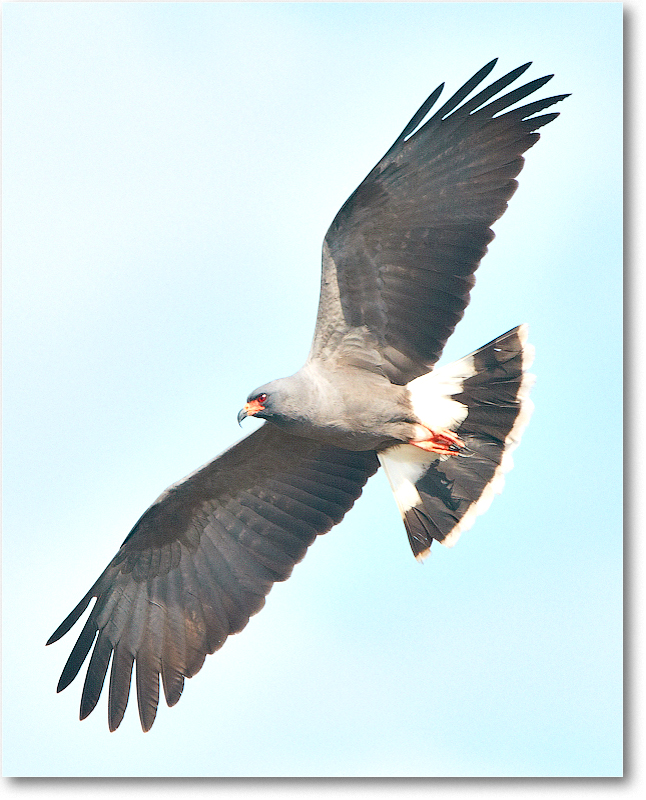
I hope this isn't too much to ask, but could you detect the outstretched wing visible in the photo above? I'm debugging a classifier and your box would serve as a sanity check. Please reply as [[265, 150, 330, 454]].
[[311, 59, 568, 383], [47, 426, 379, 731]]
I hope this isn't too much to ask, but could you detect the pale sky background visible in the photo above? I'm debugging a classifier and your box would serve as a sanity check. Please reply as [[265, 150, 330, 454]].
[[2, 0, 626, 788]]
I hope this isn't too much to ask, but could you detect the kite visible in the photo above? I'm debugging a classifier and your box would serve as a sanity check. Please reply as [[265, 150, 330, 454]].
[[48, 59, 567, 730]]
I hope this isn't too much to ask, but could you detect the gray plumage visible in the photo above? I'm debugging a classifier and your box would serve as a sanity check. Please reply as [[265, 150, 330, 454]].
[[48, 59, 567, 731]]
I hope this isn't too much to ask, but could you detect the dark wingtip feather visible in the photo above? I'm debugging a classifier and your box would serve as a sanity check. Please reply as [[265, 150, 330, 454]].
[[456, 62, 534, 117], [431, 59, 500, 121], [56, 616, 98, 692], [481, 73, 556, 118], [46, 591, 95, 645], [479, 57, 500, 74], [80, 647, 113, 721], [394, 58, 514, 149], [394, 83, 445, 146], [525, 112, 561, 130]]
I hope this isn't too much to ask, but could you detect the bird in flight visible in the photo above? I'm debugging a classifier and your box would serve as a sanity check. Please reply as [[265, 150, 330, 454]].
[[48, 59, 568, 731]]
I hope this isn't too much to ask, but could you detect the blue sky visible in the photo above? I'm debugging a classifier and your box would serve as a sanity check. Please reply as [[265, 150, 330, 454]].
[[2, 0, 624, 786]]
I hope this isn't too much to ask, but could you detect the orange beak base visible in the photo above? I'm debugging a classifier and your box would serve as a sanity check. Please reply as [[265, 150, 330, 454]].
[[244, 399, 266, 417], [238, 398, 266, 425]]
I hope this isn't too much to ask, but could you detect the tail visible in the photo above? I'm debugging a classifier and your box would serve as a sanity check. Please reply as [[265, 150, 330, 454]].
[[379, 325, 535, 560]]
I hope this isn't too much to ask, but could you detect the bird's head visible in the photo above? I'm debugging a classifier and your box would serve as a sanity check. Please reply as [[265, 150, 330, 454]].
[[237, 390, 269, 425], [237, 379, 291, 426]]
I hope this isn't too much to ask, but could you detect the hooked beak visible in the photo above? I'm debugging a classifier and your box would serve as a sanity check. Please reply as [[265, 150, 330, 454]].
[[237, 399, 265, 426]]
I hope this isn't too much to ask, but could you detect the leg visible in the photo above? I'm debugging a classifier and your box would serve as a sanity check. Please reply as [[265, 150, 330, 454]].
[[409, 425, 465, 456]]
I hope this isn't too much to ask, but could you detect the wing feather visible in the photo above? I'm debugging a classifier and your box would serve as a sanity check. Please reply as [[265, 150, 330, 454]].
[[47, 425, 378, 729], [80, 628, 114, 720], [108, 642, 134, 731], [311, 60, 568, 382]]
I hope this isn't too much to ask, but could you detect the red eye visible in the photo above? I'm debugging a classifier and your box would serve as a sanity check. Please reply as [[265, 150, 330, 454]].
[[257, 393, 267, 404]]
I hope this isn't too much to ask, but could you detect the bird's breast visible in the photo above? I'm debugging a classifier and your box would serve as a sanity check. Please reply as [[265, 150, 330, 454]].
[[274, 367, 417, 451]]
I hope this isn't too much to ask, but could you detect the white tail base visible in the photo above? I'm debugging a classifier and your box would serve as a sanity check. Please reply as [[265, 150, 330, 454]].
[[406, 354, 477, 431]]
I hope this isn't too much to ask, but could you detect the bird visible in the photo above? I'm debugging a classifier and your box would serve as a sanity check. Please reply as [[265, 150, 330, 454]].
[[47, 59, 568, 732]]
